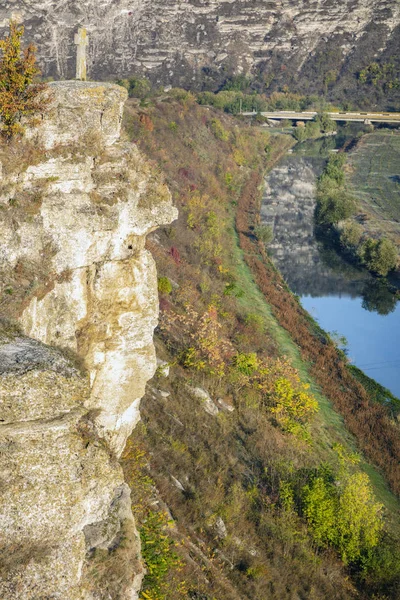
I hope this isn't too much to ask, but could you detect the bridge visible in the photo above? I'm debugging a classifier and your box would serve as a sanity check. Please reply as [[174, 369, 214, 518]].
[[241, 110, 400, 124]]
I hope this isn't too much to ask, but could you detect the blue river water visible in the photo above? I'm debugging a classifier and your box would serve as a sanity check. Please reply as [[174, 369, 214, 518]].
[[261, 137, 400, 398], [301, 295, 400, 396]]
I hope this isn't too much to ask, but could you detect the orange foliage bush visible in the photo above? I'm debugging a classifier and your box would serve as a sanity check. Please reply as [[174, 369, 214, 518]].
[[139, 113, 154, 131]]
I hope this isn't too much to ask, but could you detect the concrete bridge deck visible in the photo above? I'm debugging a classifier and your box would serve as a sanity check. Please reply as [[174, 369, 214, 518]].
[[242, 110, 400, 124]]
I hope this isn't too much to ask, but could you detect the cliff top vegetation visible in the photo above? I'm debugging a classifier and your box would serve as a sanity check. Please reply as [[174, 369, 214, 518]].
[[0, 21, 49, 139]]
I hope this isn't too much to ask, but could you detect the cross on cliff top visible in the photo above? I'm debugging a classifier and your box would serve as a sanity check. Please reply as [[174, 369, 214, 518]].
[[74, 28, 88, 81]]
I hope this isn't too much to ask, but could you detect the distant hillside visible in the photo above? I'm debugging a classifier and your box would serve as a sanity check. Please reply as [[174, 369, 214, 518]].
[[1, 0, 399, 108]]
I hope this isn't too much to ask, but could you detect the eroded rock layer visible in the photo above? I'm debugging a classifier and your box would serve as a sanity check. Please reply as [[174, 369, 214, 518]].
[[0, 0, 399, 93], [0, 81, 177, 599]]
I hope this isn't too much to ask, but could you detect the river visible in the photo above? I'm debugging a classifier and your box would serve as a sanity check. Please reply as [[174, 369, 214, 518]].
[[261, 133, 400, 397]]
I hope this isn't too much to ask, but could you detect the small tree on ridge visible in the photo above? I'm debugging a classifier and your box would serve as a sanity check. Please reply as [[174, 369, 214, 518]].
[[0, 20, 49, 139]]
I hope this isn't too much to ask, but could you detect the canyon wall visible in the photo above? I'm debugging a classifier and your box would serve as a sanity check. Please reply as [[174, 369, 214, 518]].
[[0, 0, 399, 96], [0, 82, 177, 598]]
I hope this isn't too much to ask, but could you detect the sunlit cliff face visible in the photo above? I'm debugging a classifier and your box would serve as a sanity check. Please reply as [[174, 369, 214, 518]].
[[0, 81, 177, 599]]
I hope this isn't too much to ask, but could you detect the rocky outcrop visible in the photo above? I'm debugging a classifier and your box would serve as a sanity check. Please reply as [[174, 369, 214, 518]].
[[0, 81, 177, 598], [0, 1, 399, 95]]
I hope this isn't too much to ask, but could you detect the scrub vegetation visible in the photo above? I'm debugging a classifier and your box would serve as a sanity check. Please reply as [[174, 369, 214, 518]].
[[121, 76, 339, 116], [358, 63, 400, 95], [120, 90, 400, 600]]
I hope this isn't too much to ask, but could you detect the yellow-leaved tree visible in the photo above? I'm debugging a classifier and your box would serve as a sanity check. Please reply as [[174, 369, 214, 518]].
[[0, 20, 49, 139], [302, 451, 384, 565]]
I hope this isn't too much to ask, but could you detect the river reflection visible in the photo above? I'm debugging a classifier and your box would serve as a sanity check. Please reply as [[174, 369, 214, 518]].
[[261, 156, 374, 297], [261, 148, 400, 396]]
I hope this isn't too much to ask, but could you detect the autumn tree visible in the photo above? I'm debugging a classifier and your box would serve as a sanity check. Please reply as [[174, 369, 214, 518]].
[[270, 376, 318, 439], [0, 20, 49, 139]]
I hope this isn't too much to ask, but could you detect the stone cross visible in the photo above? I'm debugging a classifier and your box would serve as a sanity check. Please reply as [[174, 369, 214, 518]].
[[74, 28, 88, 81]]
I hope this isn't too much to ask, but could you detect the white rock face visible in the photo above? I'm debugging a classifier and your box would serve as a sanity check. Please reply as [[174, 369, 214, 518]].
[[0, 81, 177, 598], [27, 81, 127, 149], [0, 0, 398, 93], [217, 397, 235, 412], [215, 516, 228, 539], [188, 386, 220, 416]]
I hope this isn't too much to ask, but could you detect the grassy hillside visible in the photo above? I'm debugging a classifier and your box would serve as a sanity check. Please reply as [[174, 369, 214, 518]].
[[120, 91, 400, 600], [347, 130, 400, 247]]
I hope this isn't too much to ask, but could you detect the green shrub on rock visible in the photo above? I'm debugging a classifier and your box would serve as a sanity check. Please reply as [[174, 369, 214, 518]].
[[116, 77, 151, 99], [158, 277, 173, 295]]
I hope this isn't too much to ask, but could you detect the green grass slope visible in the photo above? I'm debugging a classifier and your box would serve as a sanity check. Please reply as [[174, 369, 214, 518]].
[[348, 130, 400, 247]]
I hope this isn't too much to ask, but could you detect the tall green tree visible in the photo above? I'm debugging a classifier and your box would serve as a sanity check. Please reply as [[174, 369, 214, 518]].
[[0, 20, 49, 139], [315, 111, 337, 133]]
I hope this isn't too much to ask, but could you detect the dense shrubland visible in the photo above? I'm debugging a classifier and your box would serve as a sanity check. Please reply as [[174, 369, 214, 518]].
[[118, 76, 336, 115], [197, 89, 338, 122], [120, 92, 400, 599], [358, 63, 400, 94], [255, 49, 400, 111]]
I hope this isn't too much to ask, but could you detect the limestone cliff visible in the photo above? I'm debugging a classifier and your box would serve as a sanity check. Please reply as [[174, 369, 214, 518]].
[[0, 1, 399, 98], [0, 82, 177, 598]]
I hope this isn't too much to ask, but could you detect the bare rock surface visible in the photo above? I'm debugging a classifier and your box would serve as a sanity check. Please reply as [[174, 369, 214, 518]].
[[0, 81, 177, 599], [187, 386, 220, 416], [0, 335, 76, 376]]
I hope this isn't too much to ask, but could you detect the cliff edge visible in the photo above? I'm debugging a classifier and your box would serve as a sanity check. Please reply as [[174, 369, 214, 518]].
[[0, 81, 177, 599]]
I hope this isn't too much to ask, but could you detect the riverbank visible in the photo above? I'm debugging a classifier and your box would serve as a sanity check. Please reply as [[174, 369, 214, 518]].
[[238, 154, 400, 499], [315, 151, 398, 279], [261, 132, 400, 395]]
